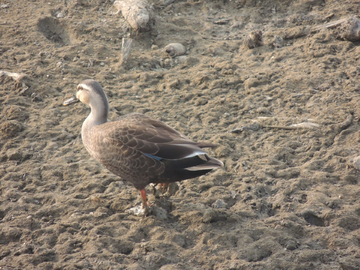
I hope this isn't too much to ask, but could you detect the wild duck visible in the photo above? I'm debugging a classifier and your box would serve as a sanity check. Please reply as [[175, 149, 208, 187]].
[[64, 79, 223, 211]]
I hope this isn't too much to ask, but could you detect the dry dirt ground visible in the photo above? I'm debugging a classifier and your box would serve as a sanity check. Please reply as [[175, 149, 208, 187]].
[[1, 0, 360, 269]]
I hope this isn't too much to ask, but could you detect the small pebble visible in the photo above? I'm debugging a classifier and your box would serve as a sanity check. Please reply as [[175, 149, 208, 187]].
[[348, 156, 360, 170], [57, 12, 65, 18], [244, 30, 263, 49], [212, 199, 228, 209], [202, 209, 217, 223], [152, 206, 168, 220], [273, 35, 283, 48], [164, 43, 186, 57]]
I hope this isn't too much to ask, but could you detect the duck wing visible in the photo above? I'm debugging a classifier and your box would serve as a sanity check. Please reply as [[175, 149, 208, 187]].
[[112, 113, 216, 160], [91, 113, 222, 189]]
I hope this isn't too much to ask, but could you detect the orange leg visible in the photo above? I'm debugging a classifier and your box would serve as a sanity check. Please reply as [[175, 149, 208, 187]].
[[140, 189, 150, 209]]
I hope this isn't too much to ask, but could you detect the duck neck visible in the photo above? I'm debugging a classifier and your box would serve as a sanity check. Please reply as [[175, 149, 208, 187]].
[[86, 98, 109, 126]]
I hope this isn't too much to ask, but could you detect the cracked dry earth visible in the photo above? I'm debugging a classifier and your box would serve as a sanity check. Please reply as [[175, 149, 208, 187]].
[[1, 0, 360, 269]]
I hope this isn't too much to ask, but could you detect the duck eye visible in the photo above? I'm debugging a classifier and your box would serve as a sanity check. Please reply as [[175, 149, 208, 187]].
[[77, 86, 83, 91]]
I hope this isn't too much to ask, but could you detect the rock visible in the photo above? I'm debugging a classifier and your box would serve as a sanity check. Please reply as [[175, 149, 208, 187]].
[[202, 209, 218, 223], [340, 16, 360, 41], [285, 239, 299, 250], [348, 156, 360, 170], [244, 30, 263, 49], [272, 35, 283, 48], [164, 43, 186, 57], [152, 206, 168, 220], [212, 199, 228, 209], [126, 204, 147, 216]]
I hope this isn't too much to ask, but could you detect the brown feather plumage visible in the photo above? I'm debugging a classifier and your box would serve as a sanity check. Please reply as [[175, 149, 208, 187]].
[[66, 79, 223, 208]]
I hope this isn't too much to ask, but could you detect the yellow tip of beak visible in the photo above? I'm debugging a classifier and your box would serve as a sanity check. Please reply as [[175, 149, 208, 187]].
[[63, 96, 79, 106]]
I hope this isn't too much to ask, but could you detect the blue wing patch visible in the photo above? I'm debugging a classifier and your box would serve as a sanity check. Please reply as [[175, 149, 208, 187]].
[[143, 153, 163, 161]]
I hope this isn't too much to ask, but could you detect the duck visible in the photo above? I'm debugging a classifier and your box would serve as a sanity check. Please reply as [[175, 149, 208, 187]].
[[63, 79, 223, 211]]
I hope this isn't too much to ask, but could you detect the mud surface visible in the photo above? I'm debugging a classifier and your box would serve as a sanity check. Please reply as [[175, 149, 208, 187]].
[[1, 0, 360, 269]]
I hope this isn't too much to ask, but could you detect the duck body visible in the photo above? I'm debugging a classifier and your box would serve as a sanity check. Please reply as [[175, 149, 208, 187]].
[[82, 112, 220, 190], [67, 79, 223, 208]]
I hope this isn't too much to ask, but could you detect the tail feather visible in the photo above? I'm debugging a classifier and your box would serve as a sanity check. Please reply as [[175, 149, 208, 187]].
[[185, 156, 223, 171], [159, 153, 223, 183]]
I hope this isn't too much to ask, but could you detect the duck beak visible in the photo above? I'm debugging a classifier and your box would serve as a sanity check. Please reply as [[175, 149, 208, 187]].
[[63, 96, 79, 106]]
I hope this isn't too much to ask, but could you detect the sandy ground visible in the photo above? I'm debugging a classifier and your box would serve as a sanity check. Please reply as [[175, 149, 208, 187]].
[[1, 0, 360, 269]]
